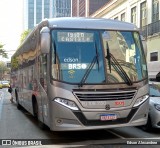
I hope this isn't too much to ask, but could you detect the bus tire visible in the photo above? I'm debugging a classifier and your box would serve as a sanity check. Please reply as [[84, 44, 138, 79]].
[[17, 103, 22, 110], [38, 120, 47, 130], [16, 91, 22, 110], [33, 99, 46, 130]]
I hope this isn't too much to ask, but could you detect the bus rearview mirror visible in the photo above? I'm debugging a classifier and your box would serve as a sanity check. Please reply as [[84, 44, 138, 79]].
[[40, 27, 50, 54]]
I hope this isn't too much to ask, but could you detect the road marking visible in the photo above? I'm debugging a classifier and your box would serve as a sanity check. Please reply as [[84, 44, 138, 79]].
[[107, 129, 125, 139]]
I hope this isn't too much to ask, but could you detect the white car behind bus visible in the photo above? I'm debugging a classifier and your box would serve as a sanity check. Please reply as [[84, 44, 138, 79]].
[[142, 81, 160, 131]]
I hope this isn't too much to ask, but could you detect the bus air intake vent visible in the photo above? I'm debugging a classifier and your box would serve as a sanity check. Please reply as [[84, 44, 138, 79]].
[[73, 90, 136, 101]]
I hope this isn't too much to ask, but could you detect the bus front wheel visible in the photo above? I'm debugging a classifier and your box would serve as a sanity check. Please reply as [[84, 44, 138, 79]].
[[33, 99, 46, 130]]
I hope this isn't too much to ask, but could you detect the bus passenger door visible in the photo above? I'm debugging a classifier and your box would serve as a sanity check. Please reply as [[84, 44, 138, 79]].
[[39, 54, 48, 125]]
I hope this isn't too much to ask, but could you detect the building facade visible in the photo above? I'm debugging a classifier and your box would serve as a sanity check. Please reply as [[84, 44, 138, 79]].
[[91, 0, 160, 63], [71, 0, 109, 17], [24, 0, 71, 30]]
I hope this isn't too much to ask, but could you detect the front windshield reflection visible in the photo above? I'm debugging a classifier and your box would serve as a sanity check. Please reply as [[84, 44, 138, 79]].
[[102, 31, 147, 83], [51, 29, 147, 84], [51, 30, 105, 84]]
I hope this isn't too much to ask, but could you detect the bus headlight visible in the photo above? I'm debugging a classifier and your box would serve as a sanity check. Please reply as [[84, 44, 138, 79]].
[[54, 98, 79, 111], [133, 94, 149, 107]]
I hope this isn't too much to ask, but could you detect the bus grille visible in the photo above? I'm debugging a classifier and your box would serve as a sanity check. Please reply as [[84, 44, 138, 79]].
[[73, 90, 136, 101]]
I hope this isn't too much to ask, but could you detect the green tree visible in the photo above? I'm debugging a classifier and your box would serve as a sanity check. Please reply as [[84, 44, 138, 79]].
[[11, 56, 19, 70], [0, 43, 8, 58], [0, 61, 9, 79], [20, 30, 31, 44]]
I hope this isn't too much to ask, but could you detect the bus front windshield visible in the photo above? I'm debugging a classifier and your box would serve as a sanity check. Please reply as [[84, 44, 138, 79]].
[[51, 29, 147, 85]]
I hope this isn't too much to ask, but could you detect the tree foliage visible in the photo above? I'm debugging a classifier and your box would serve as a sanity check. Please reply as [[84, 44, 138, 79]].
[[0, 61, 8, 71], [0, 43, 8, 58], [0, 61, 9, 79], [11, 57, 19, 70], [20, 30, 31, 44]]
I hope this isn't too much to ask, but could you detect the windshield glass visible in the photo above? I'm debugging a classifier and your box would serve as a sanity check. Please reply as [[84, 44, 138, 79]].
[[103, 31, 147, 83], [51, 29, 147, 84], [2, 81, 9, 84]]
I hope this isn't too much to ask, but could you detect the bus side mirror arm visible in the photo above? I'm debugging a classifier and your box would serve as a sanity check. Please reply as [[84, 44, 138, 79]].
[[40, 27, 50, 54]]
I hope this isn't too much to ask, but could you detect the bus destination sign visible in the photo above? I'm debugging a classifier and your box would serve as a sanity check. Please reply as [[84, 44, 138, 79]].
[[57, 32, 93, 42]]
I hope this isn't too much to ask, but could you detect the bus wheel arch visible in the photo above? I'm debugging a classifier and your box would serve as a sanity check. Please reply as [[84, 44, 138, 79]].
[[32, 95, 46, 129]]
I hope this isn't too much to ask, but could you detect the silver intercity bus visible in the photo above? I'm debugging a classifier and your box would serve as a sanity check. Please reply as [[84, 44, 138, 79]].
[[10, 18, 149, 131]]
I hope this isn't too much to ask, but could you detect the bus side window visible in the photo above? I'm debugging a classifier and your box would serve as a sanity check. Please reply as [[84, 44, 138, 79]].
[[40, 54, 47, 91]]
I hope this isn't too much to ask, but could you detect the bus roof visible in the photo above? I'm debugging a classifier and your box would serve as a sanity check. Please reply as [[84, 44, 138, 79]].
[[46, 17, 138, 31], [12, 17, 139, 59]]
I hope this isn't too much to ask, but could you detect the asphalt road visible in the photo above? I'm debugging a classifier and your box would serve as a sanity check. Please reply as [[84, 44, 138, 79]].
[[0, 88, 160, 148]]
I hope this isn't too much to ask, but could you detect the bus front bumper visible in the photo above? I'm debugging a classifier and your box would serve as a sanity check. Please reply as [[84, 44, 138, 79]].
[[50, 99, 149, 131]]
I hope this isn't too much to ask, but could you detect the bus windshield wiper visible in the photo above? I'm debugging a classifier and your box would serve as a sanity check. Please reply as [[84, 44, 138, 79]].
[[110, 53, 133, 86], [105, 42, 132, 86], [79, 42, 99, 87], [78, 54, 99, 87]]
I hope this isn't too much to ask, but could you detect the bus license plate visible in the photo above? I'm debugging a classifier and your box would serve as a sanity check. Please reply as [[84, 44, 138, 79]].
[[100, 114, 117, 121]]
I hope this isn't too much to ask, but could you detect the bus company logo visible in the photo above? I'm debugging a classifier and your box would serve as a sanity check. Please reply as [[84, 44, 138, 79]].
[[64, 57, 79, 63], [105, 104, 110, 110]]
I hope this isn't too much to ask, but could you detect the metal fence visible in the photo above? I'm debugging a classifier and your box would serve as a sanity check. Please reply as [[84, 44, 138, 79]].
[[140, 20, 160, 38]]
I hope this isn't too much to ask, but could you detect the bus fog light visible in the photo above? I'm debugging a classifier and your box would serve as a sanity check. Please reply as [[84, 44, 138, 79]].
[[54, 98, 79, 111], [133, 95, 149, 107], [56, 119, 63, 124]]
